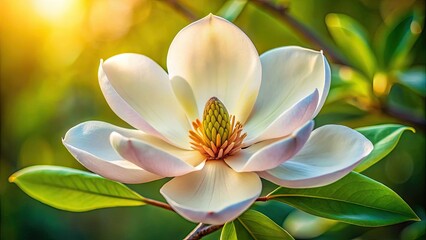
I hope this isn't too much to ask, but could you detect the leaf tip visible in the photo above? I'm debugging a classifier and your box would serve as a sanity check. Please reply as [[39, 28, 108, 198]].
[[407, 127, 416, 133], [8, 174, 17, 183], [412, 213, 421, 222], [325, 13, 339, 26]]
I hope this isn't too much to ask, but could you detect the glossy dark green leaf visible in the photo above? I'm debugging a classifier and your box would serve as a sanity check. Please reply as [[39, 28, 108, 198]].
[[268, 172, 419, 227], [217, 0, 248, 22], [377, 12, 422, 69], [9, 165, 145, 211], [326, 13, 377, 78], [355, 124, 415, 172], [220, 210, 294, 240]]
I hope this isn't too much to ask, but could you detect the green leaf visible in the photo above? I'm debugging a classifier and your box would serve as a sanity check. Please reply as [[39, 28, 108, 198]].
[[355, 124, 415, 172], [9, 165, 145, 211], [396, 67, 426, 96], [326, 13, 377, 78], [268, 172, 419, 227], [221, 222, 238, 240], [220, 210, 294, 240], [377, 12, 423, 69], [283, 210, 337, 239], [217, 0, 248, 22]]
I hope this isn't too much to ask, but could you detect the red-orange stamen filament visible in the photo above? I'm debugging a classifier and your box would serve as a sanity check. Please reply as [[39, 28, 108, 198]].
[[190, 115, 246, 160]]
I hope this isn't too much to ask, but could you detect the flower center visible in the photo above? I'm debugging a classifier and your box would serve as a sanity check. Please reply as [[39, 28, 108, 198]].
[[189, 97, 247, 160]]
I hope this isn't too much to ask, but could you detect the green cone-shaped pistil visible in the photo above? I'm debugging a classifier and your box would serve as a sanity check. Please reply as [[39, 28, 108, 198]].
[[202, 97, 231, 144]]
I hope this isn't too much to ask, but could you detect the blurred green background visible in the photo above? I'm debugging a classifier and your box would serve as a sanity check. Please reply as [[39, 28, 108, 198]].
[[1, 0, 425, 239]]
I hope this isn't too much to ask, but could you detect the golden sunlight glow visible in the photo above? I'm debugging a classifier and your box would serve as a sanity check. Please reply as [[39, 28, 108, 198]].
[[373, 72, 390, 97], [32, 0, 81, 22], [410, 21, 422, 34], [338, 66, 354, 82]]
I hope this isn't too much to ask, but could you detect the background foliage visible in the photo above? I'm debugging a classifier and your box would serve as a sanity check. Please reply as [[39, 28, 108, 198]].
[[1, 0, 424, 239]]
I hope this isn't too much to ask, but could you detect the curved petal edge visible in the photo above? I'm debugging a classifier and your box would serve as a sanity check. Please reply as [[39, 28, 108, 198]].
[[110, 132, 205, 177], [167, 14, 261, 123], [63, 121, 163, 183], [226, 121, 314, 172], [160, 161, 261, 224], [259, 125, 373, 188]]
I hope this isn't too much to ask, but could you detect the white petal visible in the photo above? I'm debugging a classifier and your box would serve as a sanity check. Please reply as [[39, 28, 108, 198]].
[[167, 14, 261, 123], [110, 132, 205, 177], [102, 53, 191, 149], [226, 121, 314, 172], [245, 46, 330, 142], [160, 161, 261, 224], [259, 125, 373, 188], [244, 90, 319, 145], [170, 76, 198, 121], [63, 121, 162, 184], [98, 60, 163, 139]]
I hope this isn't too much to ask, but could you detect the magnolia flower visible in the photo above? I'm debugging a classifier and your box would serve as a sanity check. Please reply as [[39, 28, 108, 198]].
[[63, 14, 373, 225]]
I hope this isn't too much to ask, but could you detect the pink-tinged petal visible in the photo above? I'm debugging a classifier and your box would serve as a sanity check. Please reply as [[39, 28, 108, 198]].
[[226, 121, 313, 172], [244, 90, 319, 145], [245, 47, 330, 142], [110, 132, 205, 177], [167, 14, 261, 124], [102, 53, 191, 149], [259, 125, 373, 188], [160, 161, 261, 224], [63, 121, 162, 184]]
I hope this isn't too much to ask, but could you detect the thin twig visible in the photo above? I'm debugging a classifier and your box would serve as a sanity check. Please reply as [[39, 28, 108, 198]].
[[143, 198, 175, 212], [164, 0, 197, 21], [251, 0, 347, 65], [184, 223, 206, 240], [256, 196, 270, 202], [185, 223, 224, 240]]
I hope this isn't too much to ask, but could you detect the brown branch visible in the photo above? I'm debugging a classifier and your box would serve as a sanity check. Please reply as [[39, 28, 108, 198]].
[[256, 196, 270, 202], [251, 0, 347, 65], [185, 223, 224, 240], [164, 0, 197, 21], [143, 198, 175, 212], [184, 223, 205, 240]]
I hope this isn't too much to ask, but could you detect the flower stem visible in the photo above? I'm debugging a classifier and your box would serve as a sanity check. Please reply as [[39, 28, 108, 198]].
[[184, 223, 224, 240], [143, 197, 175, 212]]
